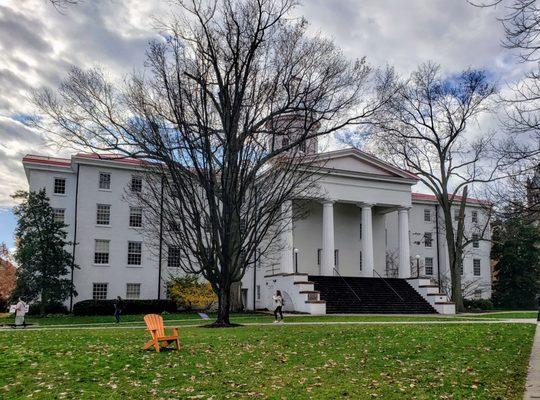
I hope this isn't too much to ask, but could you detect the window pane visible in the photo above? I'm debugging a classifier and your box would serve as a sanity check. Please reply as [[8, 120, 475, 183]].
[[127, 241, 142, 265], [425, 257, 433, 275], [131, 176, 142, 192], [53, 208, 65, 223], [167, 246, 181, 268], [359, 251, 362, 271], [94, 240, 110, 264], [54, 178, 66, 194], [96, 204, 111, 225], [424, 209, 431, 222], [92, 283, 108, 300], [99, 172, 111, 189], [424, 232, 432, 247], [126, 283, 141, 299], [472, 234, 479, 248], [129, 207, 142, 227], [473, 259, 481, 276], [472, 211, 478, 223]]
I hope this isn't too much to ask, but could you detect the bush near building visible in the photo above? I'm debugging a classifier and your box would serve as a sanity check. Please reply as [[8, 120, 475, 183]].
[[167, 276, 217, 311], [73, 299, 177, 316]]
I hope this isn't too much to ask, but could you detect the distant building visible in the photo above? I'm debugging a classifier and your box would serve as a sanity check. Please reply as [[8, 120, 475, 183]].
[[22, 150, 492, 315]]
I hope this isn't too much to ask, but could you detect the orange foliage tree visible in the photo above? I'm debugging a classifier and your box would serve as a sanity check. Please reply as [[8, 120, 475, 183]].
[[167, 276, 216, 311]]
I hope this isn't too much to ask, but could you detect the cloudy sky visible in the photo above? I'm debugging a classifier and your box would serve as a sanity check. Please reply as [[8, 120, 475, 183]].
[[0, 0, 523, 248]]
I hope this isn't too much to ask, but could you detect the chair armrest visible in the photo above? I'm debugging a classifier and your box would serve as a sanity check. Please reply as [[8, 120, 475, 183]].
[[172, 327, 179, 335]]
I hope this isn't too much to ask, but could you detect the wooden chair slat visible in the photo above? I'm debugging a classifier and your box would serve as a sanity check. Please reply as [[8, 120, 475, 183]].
[[143, 314, 180, 353]]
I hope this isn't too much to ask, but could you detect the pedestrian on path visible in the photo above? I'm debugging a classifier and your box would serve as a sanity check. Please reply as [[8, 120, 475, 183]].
[[14, 298, 27, 327], [273, 290, 284, 323], [114, 296, 124, 323], [536, 294, 540, 322]]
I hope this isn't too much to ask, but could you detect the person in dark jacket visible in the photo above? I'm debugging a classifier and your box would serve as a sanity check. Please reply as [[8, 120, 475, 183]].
[[114, 296, 124, 323], [536, 294, 540, 322]]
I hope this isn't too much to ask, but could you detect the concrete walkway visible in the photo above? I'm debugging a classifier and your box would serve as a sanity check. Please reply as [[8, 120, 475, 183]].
[[524, 323, 540, 399], [0, 317, 536, 332]]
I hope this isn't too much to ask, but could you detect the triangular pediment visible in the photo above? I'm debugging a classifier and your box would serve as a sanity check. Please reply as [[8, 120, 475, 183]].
[[312, 148, 417, 180]]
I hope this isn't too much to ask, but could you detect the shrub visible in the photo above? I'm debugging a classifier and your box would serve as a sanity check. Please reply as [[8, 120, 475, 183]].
[[463, 298, 493, 311], [167, 276, 217, 311], [28, 302, 69, 315], [73, 299, 177, 316]]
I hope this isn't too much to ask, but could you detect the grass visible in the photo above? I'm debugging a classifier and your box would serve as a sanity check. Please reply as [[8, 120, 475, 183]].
[[0, 321, 535, 399], [465, 311, 538, 319], [0, 312, 481, 327]]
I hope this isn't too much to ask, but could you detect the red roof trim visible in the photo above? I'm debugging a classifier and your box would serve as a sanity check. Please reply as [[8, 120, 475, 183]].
[[412, 192, 488, 205], [74, 153, 145, 166], [22, 155, 71, 167]]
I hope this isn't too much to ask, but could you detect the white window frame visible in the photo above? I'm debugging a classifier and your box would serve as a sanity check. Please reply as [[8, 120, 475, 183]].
[[53, 177, 66, 195], [425, 257, 433, 275], [53, 208, 65, 223], [131, 175, 142, 193], [126, 283, 141, 299], [472, 234, 480, 248], [167, 245, 181, 268], [92, 283, 108, 300], [98, 172, 111, 190], [424, 209, 431, 222], [127, 241, 142, 266], [334, 249, 339, 268], [359, 251, 363, 271], [471, 210, 478, 223], [96, 204, 111, 226], [424, 232, 433, 248], [129, 207, 143, 228], [94, 239, 110, 265], [473, 259, 481, 276]]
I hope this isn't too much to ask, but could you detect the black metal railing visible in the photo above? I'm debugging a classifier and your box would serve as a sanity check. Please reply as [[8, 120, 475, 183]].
[[373, 269, 405, 302], [332, 267, 362, 303]]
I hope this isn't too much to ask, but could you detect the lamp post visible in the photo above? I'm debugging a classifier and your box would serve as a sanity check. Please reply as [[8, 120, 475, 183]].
[[293, 248, 299, 273], [415, 254, 421, 278]]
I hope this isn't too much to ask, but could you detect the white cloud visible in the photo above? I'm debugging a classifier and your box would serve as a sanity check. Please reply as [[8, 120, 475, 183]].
[[0, 0, 529, 206]]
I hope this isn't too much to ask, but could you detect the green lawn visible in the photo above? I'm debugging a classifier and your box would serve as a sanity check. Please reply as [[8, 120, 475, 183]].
[[0, 322, 535, 399], [0, 312, 477, 327], [464, 311, 538, 319]]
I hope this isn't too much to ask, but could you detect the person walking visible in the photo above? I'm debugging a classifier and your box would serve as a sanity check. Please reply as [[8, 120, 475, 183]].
[[14, 298, 27, 327], [114, 296, 124, 323], [273, 290, 284, 323], [536, 293, 540, 322]]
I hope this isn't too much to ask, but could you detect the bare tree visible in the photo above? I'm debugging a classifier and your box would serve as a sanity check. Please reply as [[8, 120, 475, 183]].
[[32, 0, 387, 326], [355, 62, 498, 311]]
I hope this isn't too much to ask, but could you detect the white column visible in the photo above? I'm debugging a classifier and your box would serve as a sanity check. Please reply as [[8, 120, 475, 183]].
[[280, 200, 294, 274], [321, 200, 335, 276], [360, 204, 374, 277], [398, 208, 411, 279]]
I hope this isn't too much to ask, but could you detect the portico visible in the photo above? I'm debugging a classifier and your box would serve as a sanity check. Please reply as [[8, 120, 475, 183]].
[[277, 148, 419, 280]]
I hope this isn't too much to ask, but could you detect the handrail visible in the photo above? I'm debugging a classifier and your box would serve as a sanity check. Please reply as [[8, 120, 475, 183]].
[[332, 267, 362, 303], [373, 269, 405, 302]]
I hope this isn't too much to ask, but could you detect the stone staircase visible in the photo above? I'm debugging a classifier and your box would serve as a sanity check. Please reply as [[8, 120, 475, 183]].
[[308, 275, 439, 314], [263, 273, 326, 314], [405, 277, 456, 314]]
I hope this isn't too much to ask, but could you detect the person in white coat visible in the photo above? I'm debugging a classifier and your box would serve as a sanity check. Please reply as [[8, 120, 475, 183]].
[[15, 298, 27, 326]]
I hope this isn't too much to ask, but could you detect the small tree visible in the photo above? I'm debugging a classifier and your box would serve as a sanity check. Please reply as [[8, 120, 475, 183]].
[[167, 275, 217, 311], [492, 205, 540, 309], [12, 190, 76, 314], [0, 244, 16, 311]]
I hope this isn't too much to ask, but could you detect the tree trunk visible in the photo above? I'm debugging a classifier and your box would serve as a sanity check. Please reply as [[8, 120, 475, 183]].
[[214, 285, 232, 327], [230, 281, 243, 312]]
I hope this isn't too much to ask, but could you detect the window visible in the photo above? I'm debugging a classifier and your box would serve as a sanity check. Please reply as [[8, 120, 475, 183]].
[[474, 289, 482, 299], [96, 204, 111, 225], [454, 209, 463, 221], [282, 138, 289, 147], [256, 285, 261, 300], [460, 262, 464, 276], [94, 240, 110, 264], [473, 259, 481, 276], [167, 246, 181, 268], [127, 241, 142, 265], [359, 223, 363, 240], [92, 283, 108, 300], [359, 251, 363, 271], [53, 208, 65, 223], [317, 249, 322, 266], [299, 141, 307, 153], [334, 249, 339, 267], [131, 176, 142, 192], [99, 172, 111, 190], [54, 178, 66, 194], [472, 234, 479, 248], [471, 210, 478, 223], [424, 232, 433, 247], [129, 207, 142, 228], [424, 209, 431, 222], [126, 283, 141, 299], [425, 257, 433, 275]]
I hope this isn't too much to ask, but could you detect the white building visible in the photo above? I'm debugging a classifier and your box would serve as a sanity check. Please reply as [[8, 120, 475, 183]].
[[22, 149, 491, 315]]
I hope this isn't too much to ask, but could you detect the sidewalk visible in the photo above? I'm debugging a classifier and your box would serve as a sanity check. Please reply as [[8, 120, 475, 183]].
[[524, 323, 540, 399]]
